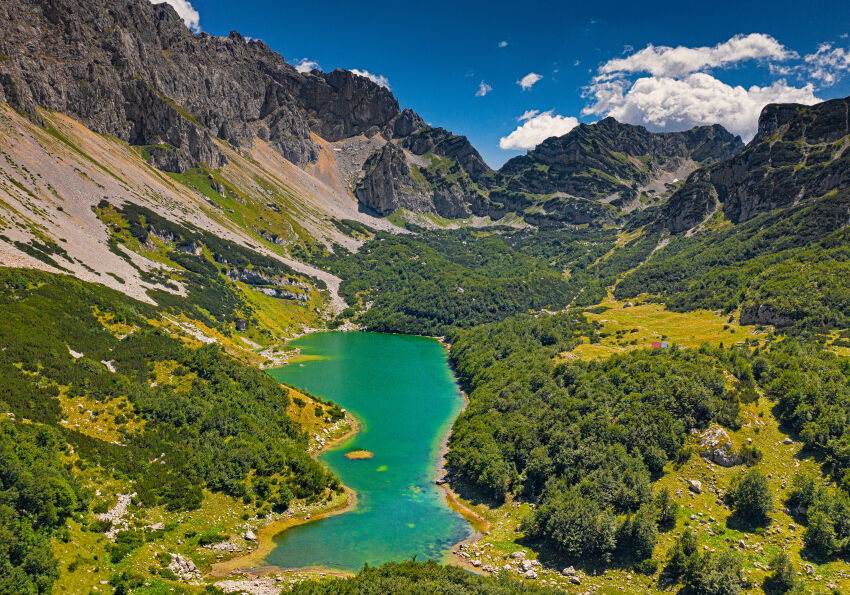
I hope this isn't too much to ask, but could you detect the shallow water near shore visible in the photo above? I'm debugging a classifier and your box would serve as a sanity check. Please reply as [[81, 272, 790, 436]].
[[264, 331, 473, 572]]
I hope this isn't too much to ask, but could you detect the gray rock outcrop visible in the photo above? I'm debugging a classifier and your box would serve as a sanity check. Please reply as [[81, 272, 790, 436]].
[[354, 142, 430, 215], [0, 0, 419, 172], [664, 97, 850, 231]]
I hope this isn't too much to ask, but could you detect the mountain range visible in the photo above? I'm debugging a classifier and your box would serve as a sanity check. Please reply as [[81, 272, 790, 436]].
[[2, 1, 850, 594]]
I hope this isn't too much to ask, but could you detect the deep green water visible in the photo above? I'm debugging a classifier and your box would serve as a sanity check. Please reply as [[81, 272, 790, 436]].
[[264, 331, 473, 571]]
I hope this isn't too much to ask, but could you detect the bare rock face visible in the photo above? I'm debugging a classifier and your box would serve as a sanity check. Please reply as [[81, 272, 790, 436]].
[[0, 0, 414, 172], [355, 142, 429, 215], [663, 178, 718, 233], [354, 140, 478, 219], [401, 127, 490, 181], [665, 96, 850, 231]]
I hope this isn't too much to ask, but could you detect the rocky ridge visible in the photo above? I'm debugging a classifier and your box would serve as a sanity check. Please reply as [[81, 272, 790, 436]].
[[664, 97, 850, 232], [489, 118, 742, 208], [0, 0, 415, 172]]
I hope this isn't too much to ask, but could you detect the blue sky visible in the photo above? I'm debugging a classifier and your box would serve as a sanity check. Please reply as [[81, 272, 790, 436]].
[[166, 0, 850, 167]]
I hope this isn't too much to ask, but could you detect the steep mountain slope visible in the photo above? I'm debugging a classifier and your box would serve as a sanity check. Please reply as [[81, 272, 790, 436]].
[[355, 118, 742, 225], [0, 0, 746, 231], [0, 103, 388, 314], [354, 126, 490, 218], [0, 0, 413, 172], [489, 118, 741, 206], [663, 96, 850, 232]]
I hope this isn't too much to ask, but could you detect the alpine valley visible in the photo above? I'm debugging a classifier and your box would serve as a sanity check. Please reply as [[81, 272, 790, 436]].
[[1, 1, 850, 594]]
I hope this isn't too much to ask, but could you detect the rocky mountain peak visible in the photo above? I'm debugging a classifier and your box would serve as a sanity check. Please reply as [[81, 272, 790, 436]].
[[0, 0, 422, 173], [489, 119, 742, 211], [663, 95, 850, 232]]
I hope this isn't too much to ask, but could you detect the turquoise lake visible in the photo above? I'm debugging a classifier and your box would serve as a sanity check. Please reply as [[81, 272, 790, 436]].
[[264, 331, 473, 572]]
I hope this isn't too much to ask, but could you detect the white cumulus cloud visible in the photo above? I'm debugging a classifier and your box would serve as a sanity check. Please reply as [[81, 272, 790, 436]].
[[583, 73, 820, 141], [475, 81, 493, 97], [498, 41, 509, 48], [151, 0, 200, 33], [295, 59, 320, 74], [499, 110, 579, 150], [517, 72, 543, 90], [350, 69, 390, 89], [598, 33, 795, 79], [583, 33, 821, 141], [805, 43, 850, 86]]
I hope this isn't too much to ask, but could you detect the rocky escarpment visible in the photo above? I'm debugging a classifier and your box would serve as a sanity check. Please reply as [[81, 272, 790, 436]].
[[353, 126, 489, 219], [0, 0, 414, 172], [664, 96, 850, 232], [489, 118, 742, 206], [354, 142, 432, 215], [400, 127, 491, 181]]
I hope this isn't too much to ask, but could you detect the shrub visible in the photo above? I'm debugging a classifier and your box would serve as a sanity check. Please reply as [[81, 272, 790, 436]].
[[728, 469, 773, 525], [804, 509, 838, 557], [617, 506, 658, 561], [665, 528, 698, 580], [88, 518, 113, 533], [654, 488, 678, 530], [198, 532, 228, 546], [738, 445, 763, 467], [524, 487, 616, 562], [763, 552, 797, 593], [634, 558, 659, 575], [683, 549, 743, 595]]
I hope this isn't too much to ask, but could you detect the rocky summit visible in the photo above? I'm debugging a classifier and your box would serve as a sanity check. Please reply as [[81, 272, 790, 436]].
[[0, 0, 747, 227], [0, 0, 414, 172]]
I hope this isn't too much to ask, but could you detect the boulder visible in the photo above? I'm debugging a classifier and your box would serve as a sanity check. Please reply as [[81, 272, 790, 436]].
[[705, 448, 742, 467], [688, 479, 702, 494]]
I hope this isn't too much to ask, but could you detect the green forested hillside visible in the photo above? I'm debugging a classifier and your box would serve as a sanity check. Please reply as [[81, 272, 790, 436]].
[[289, 560, 559, 594], [317, 226, 670, 335], [616, 190, 850, 333], [0, 423, 85, 594], [0, 268, 339, 591]]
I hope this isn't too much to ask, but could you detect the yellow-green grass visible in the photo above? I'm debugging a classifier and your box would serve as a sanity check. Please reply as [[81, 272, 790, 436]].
[[238, 281, 323, 343], [564, 297, 760, 361], [58, 387, 143, 444]]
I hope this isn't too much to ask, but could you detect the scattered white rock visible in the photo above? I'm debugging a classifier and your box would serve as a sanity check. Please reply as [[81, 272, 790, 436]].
[[169, 553, 199, 580], [97, 493, 135, 539]]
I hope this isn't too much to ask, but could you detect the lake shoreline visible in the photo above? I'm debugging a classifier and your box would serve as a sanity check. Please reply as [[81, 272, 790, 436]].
[[435, 338, 493, 575], [208, 403, 361, 580], [212, 329, 482, 582]]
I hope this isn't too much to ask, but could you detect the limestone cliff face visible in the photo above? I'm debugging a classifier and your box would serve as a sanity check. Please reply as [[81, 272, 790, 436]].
[[354, 143, 429, 216], [401, 127, 490, 181], [354, 127, 487, 219], [664, 97, 850, 232], [0, 0, 412, 172]]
